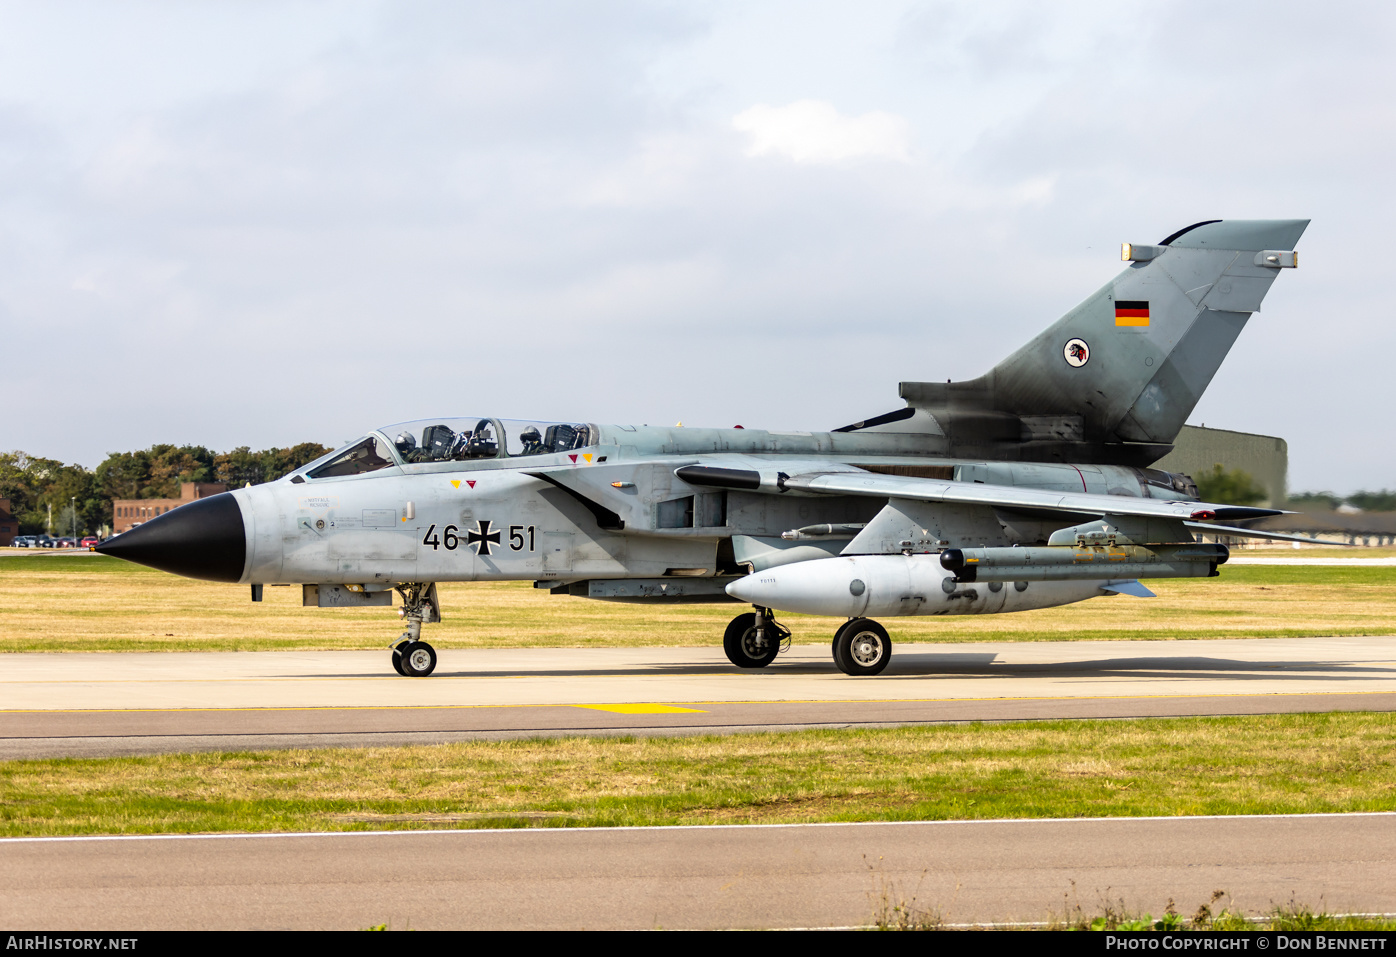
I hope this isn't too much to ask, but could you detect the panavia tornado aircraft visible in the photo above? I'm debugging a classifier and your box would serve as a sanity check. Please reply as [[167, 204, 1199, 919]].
[[100, 219, 1318, 678]]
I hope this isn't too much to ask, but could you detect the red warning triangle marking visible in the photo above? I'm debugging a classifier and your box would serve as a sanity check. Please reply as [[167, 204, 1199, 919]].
[[466, 480, 476, 489], [568, 454, 578, 463]]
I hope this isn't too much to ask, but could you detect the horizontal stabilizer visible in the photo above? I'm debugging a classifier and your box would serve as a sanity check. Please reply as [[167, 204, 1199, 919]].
[[774, 469, 1282, 524], [1183, 521, 1353, 547], [677, 464, 1295, 528], [1101, 580, 1156, 598]]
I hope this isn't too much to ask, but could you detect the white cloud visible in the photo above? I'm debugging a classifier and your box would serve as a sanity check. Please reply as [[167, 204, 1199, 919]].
[[732, 100, 911, 164]]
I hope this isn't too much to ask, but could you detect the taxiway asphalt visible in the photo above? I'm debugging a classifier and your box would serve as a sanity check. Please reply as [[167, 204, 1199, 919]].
[[4, 813, 1396, 929], [2, 636, 1394, 757]]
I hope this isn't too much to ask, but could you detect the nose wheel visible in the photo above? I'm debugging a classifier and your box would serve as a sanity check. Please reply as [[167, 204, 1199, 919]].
[[393, 639, 437, 677], [723, 608, 789, 668]]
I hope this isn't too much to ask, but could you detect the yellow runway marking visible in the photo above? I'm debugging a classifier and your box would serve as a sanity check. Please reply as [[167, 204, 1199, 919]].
[[573, 704, 708, 714]]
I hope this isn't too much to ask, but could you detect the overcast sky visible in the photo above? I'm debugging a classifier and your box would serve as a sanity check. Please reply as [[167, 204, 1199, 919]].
[[1, 1, 1390, 492]]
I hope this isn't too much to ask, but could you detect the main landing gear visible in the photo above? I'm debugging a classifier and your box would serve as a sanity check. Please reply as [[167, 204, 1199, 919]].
[[390, 582, 439, 677], [722, 608, 893, 676]]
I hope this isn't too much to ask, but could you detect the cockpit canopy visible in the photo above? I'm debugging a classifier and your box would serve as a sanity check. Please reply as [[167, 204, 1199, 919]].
[[304, 417, 595, 479], [305, 434, 395, 479]]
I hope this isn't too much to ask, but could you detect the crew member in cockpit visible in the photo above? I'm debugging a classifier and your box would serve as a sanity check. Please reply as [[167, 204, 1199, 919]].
[[395, 431, 434, 463], [519, 426, 545, 455]]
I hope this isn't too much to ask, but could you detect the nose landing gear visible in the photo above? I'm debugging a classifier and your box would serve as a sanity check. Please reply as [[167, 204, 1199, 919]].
[[723, 606, 790, 668], [393, 639, 437, 677], [390, 582, 440, 677]]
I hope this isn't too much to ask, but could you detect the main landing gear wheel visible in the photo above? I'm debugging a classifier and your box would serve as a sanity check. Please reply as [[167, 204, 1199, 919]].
[[398, 640, 437, 677], [723, 612, 780, 669], [833, 618, 891, 676]]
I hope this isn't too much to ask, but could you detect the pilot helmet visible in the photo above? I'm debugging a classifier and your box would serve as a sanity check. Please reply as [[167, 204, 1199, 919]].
[[520, 427, 542, 443], [394, 431, 418, 454]]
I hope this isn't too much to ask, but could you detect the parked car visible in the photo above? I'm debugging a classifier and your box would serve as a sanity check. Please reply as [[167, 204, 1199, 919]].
[[35, 535, 56, 548], [11, 535, 38, 548], [81, 536, 100, 549], [53, 537, 77, 549]]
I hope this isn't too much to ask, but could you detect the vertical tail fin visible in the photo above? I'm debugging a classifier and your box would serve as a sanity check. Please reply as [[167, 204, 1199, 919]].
[[898, 219, 1308, 464]]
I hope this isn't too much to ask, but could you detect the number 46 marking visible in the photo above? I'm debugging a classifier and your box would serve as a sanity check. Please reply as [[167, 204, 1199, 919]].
[[421, 523, 535, 552]]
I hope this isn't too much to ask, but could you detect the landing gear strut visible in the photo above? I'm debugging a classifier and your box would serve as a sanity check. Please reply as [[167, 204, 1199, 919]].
[[723, 606, 790, 668], [390, 582, 439, 677]]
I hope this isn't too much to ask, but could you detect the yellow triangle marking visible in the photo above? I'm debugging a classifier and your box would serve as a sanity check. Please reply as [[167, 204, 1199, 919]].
[[451, 480, 461, 489], [583, 453, 593, 464], [573, 703, 707, 715]]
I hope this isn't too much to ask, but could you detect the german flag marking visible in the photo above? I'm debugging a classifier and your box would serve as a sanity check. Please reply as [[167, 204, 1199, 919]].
[[1115, 300, 1150, 327]]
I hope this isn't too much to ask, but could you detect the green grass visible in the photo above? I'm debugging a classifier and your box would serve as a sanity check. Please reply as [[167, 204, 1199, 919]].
[[2, 553, 1396, 652], [871, 890, 1396, 931], [3, 712, 1396, 837], [1045, 892, 1396, 932]]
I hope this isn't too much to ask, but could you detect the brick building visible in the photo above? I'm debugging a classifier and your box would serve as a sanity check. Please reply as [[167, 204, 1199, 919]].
[[0, 498, 16, 546], [111, 482, 227, 534]]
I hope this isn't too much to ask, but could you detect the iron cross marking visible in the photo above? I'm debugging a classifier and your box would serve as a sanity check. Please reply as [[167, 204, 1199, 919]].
[[467, 519, 502, 556]]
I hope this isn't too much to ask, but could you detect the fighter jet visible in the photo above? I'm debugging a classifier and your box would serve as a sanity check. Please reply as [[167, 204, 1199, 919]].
[[99, 219, 1318, 678]]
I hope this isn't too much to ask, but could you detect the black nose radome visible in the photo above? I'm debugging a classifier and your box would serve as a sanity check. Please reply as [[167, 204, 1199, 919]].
[[96, 492, 247, 583]]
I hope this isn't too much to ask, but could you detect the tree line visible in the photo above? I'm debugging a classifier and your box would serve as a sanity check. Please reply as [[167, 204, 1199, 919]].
[[1187, 465, 1394, 511], [0, 443, 331, 536], [1289, 489, 1396, 512]]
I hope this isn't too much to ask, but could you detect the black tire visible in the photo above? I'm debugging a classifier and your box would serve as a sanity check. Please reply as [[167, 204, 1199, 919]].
[[399, 640, 437, 677], [391, 642, 408, 676], [832, 619, 891, 676], [723, 612, 779, 668]]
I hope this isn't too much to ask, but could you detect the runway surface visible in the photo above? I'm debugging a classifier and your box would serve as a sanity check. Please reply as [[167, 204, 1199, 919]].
[[4, 813, 1395, 929], [3, 636, 1395, 757]]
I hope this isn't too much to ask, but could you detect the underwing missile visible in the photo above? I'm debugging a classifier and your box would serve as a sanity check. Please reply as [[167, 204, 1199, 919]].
[[939, 543, 1229, 583]]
